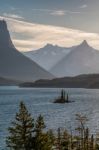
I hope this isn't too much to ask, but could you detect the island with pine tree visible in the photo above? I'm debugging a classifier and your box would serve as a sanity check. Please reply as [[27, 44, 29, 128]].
[[53, 89, 69, 103]]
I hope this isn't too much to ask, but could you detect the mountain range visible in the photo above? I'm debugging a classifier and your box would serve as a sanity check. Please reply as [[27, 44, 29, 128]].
[[1, 19, 99, 84], [24, 40, 99, 77], [50, 40, 99, 77], [24, 44, 74, 70], [0, 20, 54, 82]]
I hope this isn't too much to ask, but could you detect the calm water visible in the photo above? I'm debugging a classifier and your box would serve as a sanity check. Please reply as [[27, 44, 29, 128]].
[[1, 86, 99, 149]]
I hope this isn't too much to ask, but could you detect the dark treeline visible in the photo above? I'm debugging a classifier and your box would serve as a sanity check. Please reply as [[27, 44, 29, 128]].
[[6, 102, 99, 150]]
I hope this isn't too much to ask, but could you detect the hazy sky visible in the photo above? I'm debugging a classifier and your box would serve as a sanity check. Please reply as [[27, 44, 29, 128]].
[[0, 0, 99, 51]]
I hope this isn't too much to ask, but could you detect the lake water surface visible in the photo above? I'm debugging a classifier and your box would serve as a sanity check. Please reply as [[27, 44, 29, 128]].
[[0, 86, 99, 149]]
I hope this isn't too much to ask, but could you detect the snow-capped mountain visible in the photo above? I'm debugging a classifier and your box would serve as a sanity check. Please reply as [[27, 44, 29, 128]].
[[0, 20, 54, 81], [24, 44, 73, 70], [50, 40, 99, 77]]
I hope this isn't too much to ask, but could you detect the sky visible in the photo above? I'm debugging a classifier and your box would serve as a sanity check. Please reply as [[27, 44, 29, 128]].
[[0, 0, 99, 51]]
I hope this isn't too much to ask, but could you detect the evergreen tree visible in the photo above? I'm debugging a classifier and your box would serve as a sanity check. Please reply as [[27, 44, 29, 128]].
[[62, 129, 70, 150], [61, 89, 64, 100], [66, 94, 69, 103], [90, 135, 94, 150], [32, 115, 52, 150], [6, 101, 34, 150], [35, 114, 45, 135], [56, 128, 62, 150], [63, 90, 65, 100], [76, 114, 88, 150], [84, 128, 89, 150], [47, 129, 55, 146]]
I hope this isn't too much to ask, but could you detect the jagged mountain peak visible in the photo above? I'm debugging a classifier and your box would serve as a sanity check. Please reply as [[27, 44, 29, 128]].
[[44, 43, 60, 49], [44, 43, 67, 49], [79, 40, 90, 47], [69, 40, 93, 54], [50, 39, 99, 77], [0, 20, 15, 48], [45, 43, 54, 47]]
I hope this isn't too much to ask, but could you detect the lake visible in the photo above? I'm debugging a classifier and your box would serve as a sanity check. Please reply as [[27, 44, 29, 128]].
[[0, 86, 99, 149]]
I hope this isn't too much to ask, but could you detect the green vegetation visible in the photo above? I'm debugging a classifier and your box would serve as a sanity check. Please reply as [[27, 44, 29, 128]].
[[6, 101, 99, 150]]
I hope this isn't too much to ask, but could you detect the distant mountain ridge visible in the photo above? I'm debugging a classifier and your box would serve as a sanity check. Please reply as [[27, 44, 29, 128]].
[[50, 40, 99, 77], [19, 74, 99, 89], [24, 44, 74, 70], [0, 20, 54, 82]]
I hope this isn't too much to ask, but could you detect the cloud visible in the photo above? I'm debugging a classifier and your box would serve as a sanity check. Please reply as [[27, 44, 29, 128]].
[[0, 15, 99, 51], [3, 13, 24, 19], [80, 4, 87, 9], [10, 6, 17, 11], [50, 10, 65, 16], [32, 8, 80, 15], [66, 10, 81, 14], [32, 9, 65, 16], [32, 9, 53, 12]]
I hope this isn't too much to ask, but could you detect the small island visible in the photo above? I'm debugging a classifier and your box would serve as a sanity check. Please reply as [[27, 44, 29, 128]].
[[54, 89, 69, 103]]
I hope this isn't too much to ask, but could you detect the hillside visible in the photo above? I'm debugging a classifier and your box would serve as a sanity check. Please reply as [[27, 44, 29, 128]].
[[19, 74, 99, 89]]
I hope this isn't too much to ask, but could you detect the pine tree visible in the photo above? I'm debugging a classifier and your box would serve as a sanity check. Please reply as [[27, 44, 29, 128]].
[[66, 94, 69, 103], [84, 128, 89, 150], [35, 114, 45, 135], [6, 101, 34, 150], [32, 115, 52, 150], [56, 128, 62, 150], [47, 129, 55, 146], [61, 89, 64, 100], [62, 129, 70, 150], [90, 134, 94, 150], [76, 114, 88, 150]]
